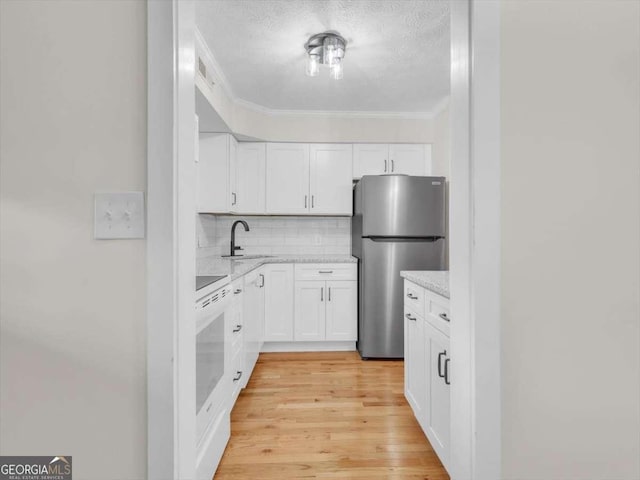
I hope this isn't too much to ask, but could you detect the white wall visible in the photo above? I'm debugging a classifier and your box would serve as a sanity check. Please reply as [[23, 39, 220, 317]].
[[0, 2, 147, 479], [501, 1, 640, 478], [432, 102, 451, 178]]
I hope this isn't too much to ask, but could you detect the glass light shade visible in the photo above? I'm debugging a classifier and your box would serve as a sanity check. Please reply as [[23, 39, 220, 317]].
[[306, 54, 319, 77], [330, 59, 343, 80], [323, 36, 343, 66]]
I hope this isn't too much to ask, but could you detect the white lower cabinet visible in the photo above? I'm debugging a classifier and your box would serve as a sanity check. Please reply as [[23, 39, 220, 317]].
[[294, 280, 326, 341], [404, 306, 425, 421], [242, 267, 264, 387], [403, 279, 450, 472], [324, 281, 357, 341], [263, 264, 295, 341], [424, 321, 450, 464], [293, 279, 357, 342]]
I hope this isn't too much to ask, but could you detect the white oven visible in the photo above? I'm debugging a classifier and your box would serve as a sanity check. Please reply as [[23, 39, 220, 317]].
[[195, 282, 232, 443]]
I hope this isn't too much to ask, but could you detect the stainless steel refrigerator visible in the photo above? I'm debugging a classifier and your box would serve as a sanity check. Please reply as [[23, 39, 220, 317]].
[[352, 175, 446, 359]]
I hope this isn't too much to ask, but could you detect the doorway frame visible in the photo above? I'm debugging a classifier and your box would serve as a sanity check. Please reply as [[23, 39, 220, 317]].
[[146, 1, 502, 478], [450, 1, 501, 479]]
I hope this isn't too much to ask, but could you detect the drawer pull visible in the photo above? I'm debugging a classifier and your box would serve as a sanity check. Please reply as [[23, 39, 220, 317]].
[[318, 270, 333, 274], [439, 313, 450, 322], [406, 293, 418, 300], [232, 325, 242, 333], [405, 313, 416, 322], [233, 371, 243, 382], [444, 358, 450, 385], [437, 350, 447, 378], [234, 288, 242, 294]]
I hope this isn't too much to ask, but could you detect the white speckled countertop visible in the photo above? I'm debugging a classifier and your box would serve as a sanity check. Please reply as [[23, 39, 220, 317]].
[[198, 254, 357, 283], [400, 271, 450, 299]]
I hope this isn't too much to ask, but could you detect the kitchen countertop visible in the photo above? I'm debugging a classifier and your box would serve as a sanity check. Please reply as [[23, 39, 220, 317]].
[[400, 270, 450, 299], [198, 254, 358, 283]]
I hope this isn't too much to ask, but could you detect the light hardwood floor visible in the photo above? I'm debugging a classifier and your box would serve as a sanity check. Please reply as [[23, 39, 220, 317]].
[[214, 351, 449, 479]]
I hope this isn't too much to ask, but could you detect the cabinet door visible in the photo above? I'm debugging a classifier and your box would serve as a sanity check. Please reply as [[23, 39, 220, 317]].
[[198, 133, 230, 213], [294, 281, 326, 341], [228, 135, 238, 210], [263, 264, 295, 341], [325, 281, 357, 341], [388, 144, 427, 176], [234, 143, 266, 214], [425, 321, 450, 466], [265, 143, 310, 214], [309, 144, 353, 215], [242, 268, 262, 386], [404, 308, 425, 422], [353, 144, 389, 178]]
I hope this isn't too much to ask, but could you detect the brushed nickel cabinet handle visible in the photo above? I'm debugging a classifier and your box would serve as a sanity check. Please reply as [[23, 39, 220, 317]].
[[232, 325, 242, 333], [407, 293, 418, 300], [444, 358, 450, 385], [438, 351, 446, 378], [233, 371, 243, 382], [405, 313, 416, 321], [439, 313, 450, 322]]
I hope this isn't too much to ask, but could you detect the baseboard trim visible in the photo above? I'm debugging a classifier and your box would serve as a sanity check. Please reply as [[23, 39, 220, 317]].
[[260, 341, 356, 353]]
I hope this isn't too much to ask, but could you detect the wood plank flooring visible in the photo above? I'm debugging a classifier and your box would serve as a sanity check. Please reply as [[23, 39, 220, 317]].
[[214, 351, 449, 479]]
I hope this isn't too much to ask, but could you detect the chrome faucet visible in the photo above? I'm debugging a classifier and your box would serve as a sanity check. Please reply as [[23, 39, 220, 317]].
[[229, 220, 250, 256]]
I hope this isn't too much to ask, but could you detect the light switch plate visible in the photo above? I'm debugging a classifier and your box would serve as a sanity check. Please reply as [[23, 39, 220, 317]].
[[94, 192, 145, 239]]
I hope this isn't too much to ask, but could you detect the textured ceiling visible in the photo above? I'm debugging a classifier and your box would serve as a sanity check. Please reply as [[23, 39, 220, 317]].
[[195, 0, 450, 113]]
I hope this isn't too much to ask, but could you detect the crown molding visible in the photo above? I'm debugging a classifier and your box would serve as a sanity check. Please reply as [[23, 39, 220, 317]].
[[194, 26, 448, 122]]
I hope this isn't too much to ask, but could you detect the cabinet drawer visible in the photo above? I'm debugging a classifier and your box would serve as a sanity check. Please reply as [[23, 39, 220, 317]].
[[427, 296, 450, 337], [294, 263, 357, 281], [404, 281, 425, 317]]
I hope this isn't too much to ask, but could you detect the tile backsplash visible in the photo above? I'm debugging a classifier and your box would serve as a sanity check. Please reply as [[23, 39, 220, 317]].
[[196, 215, 351, 259]]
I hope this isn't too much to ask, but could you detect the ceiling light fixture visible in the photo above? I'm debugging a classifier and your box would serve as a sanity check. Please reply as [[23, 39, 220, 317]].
[[304, 32, 347, 80]]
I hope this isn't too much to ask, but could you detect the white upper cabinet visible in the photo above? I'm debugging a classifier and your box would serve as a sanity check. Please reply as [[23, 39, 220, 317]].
[[309, 144, 353, 215], [265, 143, 310, 215], [353, 143, 432, 178], [389, 144, 430, 176], [198, 133, 234, 213], [233, 143, 266, 214], [353, 144, 389, 177]]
